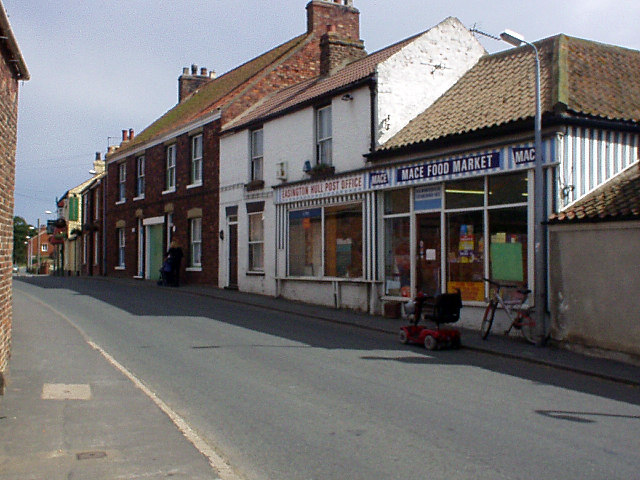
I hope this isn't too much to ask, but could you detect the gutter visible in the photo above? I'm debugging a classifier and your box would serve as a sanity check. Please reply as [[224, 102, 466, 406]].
[[0, 5, 29, 80]]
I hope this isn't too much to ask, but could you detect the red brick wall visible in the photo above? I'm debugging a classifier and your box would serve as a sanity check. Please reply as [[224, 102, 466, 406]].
[[105, 120, 220, 285], [0, 44, 19, 392]]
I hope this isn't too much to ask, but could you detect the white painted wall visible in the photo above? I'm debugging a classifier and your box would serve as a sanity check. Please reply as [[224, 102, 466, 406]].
[[376, 17, 486, 145]]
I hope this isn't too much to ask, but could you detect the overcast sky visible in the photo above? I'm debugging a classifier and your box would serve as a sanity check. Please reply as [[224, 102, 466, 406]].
[[6, 0, 640, 226]]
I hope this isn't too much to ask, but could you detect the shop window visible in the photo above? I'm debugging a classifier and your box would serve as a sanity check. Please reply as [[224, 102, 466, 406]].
[[447, 211, 484, 301], [489, 171, 528, 205], [324, 204, 362, 278], [445, 177, 484, 209], [384, 189, 410, 214], [248, 212, 264, 271], [384, 216, 411, 297], [289, 209, 322, 277], [489, 206, 528, 289]]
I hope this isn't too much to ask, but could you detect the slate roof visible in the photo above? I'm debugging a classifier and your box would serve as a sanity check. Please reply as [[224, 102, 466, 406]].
[[223, 33, 419, 132], [379, 35, 640, 152], [117, 34, 309, 154], [548, 162, 640, 224]]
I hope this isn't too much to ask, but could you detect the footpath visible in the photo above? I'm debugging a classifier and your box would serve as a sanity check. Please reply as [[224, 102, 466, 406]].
[[2, 276, 639, 479]]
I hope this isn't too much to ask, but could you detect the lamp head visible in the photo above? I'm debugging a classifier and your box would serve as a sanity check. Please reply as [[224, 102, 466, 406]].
[[500, 29, 525, 47]]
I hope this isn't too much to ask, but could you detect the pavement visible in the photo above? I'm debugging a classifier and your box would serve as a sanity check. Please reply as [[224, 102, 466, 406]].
[[2, 275, 639, 479]]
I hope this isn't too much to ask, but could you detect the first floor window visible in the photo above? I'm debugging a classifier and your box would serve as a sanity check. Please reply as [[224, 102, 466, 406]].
[[93, 232, 99, 265], [118, 163, 126, 201], [117, 228, 125, 267], [316, 105, 332, 165], [191, 135, 203, 185], [190, 217, 202, 267], [250, 128, 263, 182], [248, 212, 264, 271], [166, 144, 176, 190], [136, 156, 145, 197]]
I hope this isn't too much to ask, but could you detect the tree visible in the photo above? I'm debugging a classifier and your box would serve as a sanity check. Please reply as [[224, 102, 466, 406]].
[[13, 216, 32, 265]]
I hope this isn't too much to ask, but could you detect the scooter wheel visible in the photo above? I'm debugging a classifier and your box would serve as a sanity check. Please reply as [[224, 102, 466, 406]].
[[399, 329, 409, 344], [424, 334, 438, 351]]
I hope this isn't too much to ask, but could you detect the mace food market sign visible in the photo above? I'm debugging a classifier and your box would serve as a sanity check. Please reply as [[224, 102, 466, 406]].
[[396, 152, 500, 184]]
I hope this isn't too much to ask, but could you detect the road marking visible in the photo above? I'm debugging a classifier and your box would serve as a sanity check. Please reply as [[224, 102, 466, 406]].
[[20, 289, 243, 480]]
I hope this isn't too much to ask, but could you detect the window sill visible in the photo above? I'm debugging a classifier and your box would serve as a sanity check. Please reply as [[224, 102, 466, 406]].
[[114, 266, 125, 270], [115, 200, 126, 205], [162, 187, 176, 195], [246, 270, 265, 276], [186, 182, 202, 190], [186, 266, 202, 272], [245, 180, 265, 192], [133, 195, 145, 201]]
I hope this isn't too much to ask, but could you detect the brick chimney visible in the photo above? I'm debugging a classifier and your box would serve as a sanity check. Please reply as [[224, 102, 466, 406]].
[[178, 64, 216, 102], [306, 1, 366, 75]]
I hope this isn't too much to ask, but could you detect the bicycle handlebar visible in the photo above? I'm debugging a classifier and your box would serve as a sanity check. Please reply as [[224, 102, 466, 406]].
[[483, 278, 519, 290]]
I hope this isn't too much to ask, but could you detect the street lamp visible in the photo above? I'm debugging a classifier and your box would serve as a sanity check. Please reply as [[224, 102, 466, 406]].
[[500, 29, 547, 343]]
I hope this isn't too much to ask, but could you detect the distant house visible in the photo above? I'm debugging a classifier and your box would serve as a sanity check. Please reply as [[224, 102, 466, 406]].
[[104, 0, 369, 285], [548, 161, 640, 357], [366, 34, 640, 328], [0, 0, 29, 393]]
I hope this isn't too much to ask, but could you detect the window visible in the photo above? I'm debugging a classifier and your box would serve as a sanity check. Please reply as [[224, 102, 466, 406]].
[[248, 212, 264, 271], [82, 194, 89, 223], [166, 144, 176, 191], [83, 235, 87, 264], [384, 216, 410, 296], [136, 156, 145, 197], [117, 228, 125, 268], [288, 203, 363, 279], [190, 135, 203, 185], [447, 211, 484, 302], [166, 213, 174, 247], [250, 129, 263, 181], [324, 204, 362, 278], [94, 187, 100, 219], [118, 163, 126, 202], [190, 217, 202, 267], [316, 105, 332, 165]]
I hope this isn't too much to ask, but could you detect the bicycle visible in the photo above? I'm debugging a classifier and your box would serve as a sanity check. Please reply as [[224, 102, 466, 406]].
[[480, 278, 538, 344]]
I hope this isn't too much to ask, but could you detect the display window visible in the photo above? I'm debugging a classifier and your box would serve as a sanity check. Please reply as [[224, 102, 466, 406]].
[[447, 211, 484, 301], [488, 206, 528, 290], [288, 203, 363, 279], [489, 171, 528, 205], [324, 204, 363, 278], [384, 216, 411, 297]]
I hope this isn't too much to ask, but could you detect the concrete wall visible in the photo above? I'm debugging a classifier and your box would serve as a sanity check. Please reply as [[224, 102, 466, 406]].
[[376, 17, 485, 144], [549, 221, 640, 357]]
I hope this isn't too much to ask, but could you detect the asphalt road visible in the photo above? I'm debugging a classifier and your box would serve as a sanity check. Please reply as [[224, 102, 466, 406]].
[[13, 277, 640, 480]]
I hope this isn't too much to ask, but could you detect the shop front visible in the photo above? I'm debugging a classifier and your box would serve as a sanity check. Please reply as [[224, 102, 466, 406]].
[[274, 141, 552, 316]]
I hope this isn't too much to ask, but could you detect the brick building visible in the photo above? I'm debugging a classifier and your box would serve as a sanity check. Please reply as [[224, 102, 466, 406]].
[[0, 0, 29, 392], [104, 0, 365, 285]]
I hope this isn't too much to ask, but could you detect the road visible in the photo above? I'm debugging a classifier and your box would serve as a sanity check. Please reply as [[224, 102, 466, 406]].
[[13, 277, 640, 480]]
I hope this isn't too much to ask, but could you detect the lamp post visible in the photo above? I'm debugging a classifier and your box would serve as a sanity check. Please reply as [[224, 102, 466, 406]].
[[500, 29, 547, 343]]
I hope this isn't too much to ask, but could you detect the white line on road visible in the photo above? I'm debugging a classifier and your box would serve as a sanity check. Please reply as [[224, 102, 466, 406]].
[[20, 289, 243, 480]]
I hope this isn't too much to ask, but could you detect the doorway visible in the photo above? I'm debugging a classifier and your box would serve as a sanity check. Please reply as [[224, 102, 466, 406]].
[[415, 213, 441, 296]]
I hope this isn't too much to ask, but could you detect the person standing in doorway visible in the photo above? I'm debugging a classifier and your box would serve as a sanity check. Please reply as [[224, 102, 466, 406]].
[[167, 240, 184, 287]]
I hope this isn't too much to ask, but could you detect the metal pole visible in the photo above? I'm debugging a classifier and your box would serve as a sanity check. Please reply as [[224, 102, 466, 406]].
[[37, 218, 40, 275], [524, 40, 548, 343]]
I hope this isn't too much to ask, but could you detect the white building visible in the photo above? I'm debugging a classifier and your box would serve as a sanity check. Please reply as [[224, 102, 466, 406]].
[[218, 17, 485, 312]]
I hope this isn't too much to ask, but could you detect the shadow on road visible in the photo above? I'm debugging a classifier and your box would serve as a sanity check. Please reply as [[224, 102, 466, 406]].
[[15, 276, 640, 406]]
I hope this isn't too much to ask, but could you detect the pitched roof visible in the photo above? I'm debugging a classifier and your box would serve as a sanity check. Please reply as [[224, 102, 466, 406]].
[[548, 162, 640, 224], [223, 33, 421, 132], [379, 35, 640, 152], [116, 34, 309, 155]]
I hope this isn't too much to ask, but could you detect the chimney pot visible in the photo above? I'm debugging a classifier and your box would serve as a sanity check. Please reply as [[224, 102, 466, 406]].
[[200, 67, 207, 76], [122, 129, 128, 142], [209, 70, 216, 78], [191, 64, 198, 75], [183, 67, 189, 75], [129, 128, 134, 140], [95, 152, 101, 161]]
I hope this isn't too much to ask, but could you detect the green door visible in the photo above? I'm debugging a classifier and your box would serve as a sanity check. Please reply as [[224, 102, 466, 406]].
[[147, 224, 164, 280]]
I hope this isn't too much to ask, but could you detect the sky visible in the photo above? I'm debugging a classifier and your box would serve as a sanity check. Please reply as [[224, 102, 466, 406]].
[[5, 0, 640, 226]]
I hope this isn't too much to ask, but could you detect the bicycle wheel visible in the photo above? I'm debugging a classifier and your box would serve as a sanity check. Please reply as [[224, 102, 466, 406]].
[[480, 301, 496, 339], [519, 312, 537, 344]]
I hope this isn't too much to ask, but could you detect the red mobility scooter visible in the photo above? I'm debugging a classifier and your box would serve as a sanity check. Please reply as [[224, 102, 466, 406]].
[[399, 290, 462, 350]]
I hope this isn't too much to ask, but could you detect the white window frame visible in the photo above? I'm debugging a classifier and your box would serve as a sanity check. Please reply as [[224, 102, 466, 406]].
[[190, 217, 202, 268], [248, 211, 264, 272], [164, 144, 176, 193], [250, 128, 263, 182], [93, 231, 99, 266], [189, 135, 203, 187], [117, 228, 125, 268], [135, 155, 145, 199], [117, 163, 126, 203], [316, 105, 332, 166], [94, 187, 100, 219]]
